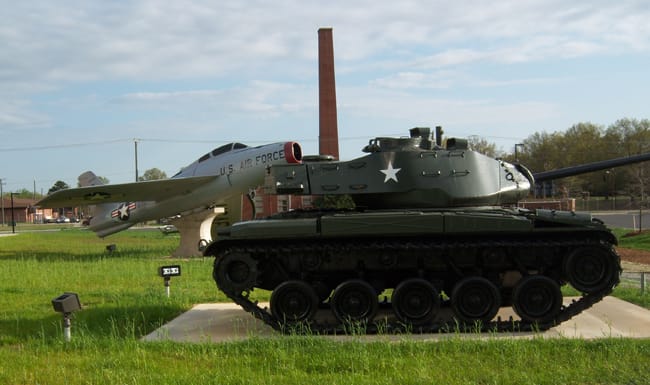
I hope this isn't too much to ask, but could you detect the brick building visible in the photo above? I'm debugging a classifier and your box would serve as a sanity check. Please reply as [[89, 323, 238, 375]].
[[0, 196, 53, 225], [240, 188, 314, 221]]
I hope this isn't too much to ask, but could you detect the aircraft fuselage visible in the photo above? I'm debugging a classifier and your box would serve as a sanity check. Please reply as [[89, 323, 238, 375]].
[[86, 141, 302, 237]]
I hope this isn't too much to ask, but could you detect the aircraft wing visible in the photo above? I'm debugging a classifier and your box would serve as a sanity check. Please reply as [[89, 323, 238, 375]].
[[37, 175, 217, 207]]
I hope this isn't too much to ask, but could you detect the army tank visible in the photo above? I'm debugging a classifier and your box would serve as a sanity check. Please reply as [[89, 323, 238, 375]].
[[203, 127, 650, 333]]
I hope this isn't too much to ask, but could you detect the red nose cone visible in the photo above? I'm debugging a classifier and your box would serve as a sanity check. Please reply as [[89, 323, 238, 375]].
[[284, 142, 302, 164]]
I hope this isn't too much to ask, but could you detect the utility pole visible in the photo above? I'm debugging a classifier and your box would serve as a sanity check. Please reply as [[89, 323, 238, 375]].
[[33, 179, 37, 224], [514, 143, 525, 162], [134, 139, 139, 182], [10, 192, 16, 233], [0, 178, 5, 226]]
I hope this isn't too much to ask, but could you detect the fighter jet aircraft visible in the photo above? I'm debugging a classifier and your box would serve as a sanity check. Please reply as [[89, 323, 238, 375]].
[[37, 141, 303, 256]]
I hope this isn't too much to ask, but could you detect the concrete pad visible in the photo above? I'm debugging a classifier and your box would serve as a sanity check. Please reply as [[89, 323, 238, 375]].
[[142, 296, 650, 343]]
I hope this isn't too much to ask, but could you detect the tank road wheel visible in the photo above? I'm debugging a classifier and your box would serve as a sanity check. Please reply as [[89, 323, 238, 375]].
[[213, 252, 258, 293], [331, 279, 379, 324], [270, 280, 319, 324], [391, 278, 440, 326], [451, 277, 501, 324], [563, 247, 620, 294], [512, 275, 563, 324]]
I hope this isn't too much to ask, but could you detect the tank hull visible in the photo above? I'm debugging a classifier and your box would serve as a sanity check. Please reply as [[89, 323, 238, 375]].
[[205, 208, 620, 333]]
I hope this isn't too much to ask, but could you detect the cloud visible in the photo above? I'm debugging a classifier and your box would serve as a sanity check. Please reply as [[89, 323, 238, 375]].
[[1, 0, 648, 148], [2, 0, 648, 91], [475, 77, 564, 88], [111, 90, 225, 104], [337, 85, 558, 127], [0, 100, 51, 132], [111, 80, 315, 115], [370, 71, 456, 89]]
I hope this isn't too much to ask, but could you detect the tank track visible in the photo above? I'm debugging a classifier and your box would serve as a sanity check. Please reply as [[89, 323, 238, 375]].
[[211, 236, 620, 335]]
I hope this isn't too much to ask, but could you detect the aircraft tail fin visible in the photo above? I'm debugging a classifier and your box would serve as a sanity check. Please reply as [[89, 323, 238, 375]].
[[78, 171, 104, 187], [77, 172, 122, 235]]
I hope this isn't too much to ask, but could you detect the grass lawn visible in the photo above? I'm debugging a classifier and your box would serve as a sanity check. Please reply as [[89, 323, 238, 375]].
[[1, 228, 649, 384], [614, 227, 650, 250]]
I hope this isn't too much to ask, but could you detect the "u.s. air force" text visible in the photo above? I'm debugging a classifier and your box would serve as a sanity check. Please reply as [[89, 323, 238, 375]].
[[218, 149, 285, 175]]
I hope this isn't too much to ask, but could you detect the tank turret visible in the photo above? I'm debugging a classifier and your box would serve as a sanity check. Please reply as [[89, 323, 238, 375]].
[[270, 127, 650, 207], [204, 127, 647, 335], [269, 127, 532, 208]]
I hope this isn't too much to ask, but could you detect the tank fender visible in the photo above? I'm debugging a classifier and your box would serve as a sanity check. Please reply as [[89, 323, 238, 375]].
[[202, 239, 231, 257], [601, 230, 618, 245], [535, 209, 593, 225], [535, 209, 617, 245], [202, 240, 218, 257], [591, 217, 618, 245]]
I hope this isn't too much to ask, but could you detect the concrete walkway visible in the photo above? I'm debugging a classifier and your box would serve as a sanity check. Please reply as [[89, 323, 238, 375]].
[[142, 296, 650, 343]]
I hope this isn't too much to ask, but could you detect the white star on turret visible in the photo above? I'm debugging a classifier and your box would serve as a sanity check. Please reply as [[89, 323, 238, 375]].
[[380, 161, 401, 183]]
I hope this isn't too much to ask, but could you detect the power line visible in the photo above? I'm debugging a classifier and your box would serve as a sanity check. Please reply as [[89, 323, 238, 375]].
[[0, 135, 372, 152], [0, 138, 131, 152]]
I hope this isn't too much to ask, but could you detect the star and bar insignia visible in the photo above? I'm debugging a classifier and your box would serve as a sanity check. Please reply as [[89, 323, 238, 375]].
[[111, 202, 136, 220]]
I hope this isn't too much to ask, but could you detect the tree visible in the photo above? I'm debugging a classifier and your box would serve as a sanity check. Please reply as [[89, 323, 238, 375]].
[[607, 118, 650, 201], [138, 168, 167, 181], [467, 136, 499, 157], [12, 188, 41, 199], [502, 118, 650, 200], [48, 181, 69, 195], [518, 131, 564, 171], [561, 122, 609, 194]]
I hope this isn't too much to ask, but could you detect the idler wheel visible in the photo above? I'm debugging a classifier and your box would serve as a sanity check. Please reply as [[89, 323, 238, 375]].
[[270, 280, 319, 324], [563, 246, 620, 294], [451, 277, 501, 324], [213, 252, 258, 292], [331, 279, 379, 324], [512, 275, 563, 324], [391, 278, 440, 326]]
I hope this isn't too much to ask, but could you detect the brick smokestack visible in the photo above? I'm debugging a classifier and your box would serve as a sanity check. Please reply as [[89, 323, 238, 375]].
[[318, 27, 339, 160]]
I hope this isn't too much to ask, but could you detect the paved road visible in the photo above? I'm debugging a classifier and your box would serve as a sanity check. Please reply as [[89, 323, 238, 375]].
[[592, 211, 650, 230]]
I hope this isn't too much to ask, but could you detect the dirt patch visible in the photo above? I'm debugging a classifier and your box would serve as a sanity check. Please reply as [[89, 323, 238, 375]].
[[617, 247, 650, 265], [617, 247, 650, 272]]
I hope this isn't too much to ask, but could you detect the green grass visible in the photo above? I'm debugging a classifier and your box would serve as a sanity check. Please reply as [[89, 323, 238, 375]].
[[614, 227, 650, 250], [1, 228, 650, 384], [0, 230, 231, 345], [2, 337, 649, 384]]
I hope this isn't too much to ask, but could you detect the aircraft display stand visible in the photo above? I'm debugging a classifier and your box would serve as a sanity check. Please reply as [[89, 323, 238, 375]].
[[170, 207, 224, 257]]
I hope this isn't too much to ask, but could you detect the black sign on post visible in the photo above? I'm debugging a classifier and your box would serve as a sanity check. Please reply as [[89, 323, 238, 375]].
[[158, 265, 181, 277], [52, 292, 81, 314], [51, 292, 81, 341], [158, 265, 181, 297]]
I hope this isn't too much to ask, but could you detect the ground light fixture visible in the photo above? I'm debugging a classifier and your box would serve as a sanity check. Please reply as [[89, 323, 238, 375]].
[[51, 292, 81, 341], [158, 265, 181, 297]]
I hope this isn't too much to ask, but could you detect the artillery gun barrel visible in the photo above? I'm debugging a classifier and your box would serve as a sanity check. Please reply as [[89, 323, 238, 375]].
[[533, 152, 650, 182]]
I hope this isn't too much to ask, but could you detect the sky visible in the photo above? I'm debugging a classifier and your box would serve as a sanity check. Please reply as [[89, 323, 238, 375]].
[[1, 0, 649, 194]]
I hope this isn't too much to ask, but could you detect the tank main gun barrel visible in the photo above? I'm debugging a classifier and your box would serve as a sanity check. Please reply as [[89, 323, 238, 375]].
[[533, 152, 650, 182]]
